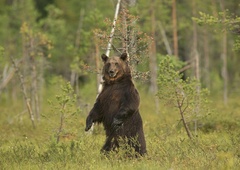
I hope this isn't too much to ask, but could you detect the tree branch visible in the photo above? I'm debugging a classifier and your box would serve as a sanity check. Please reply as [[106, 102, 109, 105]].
[[175, 89, 192, 139], [10, 56, 35, 129]]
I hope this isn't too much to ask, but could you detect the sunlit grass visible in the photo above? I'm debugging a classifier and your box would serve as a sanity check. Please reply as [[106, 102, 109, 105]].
[[0, 80, 240, 169], [0, 130, 239, 169]]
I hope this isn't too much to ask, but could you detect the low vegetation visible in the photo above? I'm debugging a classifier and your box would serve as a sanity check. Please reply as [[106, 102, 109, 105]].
[[0, 76, 240, 170]]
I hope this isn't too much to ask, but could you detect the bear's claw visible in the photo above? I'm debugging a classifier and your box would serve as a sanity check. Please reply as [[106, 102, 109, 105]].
[[85, 117, 93, 131]]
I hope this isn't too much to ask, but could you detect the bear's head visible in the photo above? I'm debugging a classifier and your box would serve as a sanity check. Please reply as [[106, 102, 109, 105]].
[[101, 53, 131, 83]]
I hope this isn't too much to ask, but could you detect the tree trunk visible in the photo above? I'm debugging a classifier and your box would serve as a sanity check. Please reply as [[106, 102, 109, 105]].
[[31, 63, 40, 121], [172, 0, 178, 58], [192, 0, 200, 136], [121, 3, 128, 54], [10, 56, 35, 129], [220, 0, 228, 105], [0, 63, 17, 93], [149, 0, 159, 114], [158, 21, 172, 55], [71, 9, 85, 105], [192, 1, 200, 83], [95, 36, 101, 93], [38, 56, 45, 121], [222, 32, 228, 105], [76, 10, 84, 106], [203, 28, 210, 89]]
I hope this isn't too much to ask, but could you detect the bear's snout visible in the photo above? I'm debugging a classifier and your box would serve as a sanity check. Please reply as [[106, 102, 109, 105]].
[[108, 70, 117, 78]]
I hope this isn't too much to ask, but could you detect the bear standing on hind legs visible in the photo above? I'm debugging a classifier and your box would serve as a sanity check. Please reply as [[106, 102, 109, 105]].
[[85, 53, 146, 156]]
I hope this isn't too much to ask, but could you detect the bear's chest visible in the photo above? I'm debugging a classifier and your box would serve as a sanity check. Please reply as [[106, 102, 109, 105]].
[[100, 86, 124, 103], [98, 84, 129, 112]]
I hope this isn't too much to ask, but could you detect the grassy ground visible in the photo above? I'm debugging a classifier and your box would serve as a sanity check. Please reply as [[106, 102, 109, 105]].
[[0, 81, 240, 170]]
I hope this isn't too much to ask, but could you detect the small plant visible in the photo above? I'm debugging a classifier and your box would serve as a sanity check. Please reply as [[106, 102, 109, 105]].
[[157, 56, 211, 139], [48, 81, 80, 143]]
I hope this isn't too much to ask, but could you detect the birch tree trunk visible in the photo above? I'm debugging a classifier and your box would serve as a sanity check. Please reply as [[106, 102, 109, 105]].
[[98, 0, 121, 94], [158, 21, 172, 55], [105, 0, 121, 57]]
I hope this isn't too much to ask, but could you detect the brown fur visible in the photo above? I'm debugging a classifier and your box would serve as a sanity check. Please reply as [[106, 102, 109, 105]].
[[85, 53, 146, 156]]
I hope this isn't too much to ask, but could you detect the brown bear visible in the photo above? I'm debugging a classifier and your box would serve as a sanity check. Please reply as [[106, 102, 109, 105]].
[[85, 53, 146, 156]]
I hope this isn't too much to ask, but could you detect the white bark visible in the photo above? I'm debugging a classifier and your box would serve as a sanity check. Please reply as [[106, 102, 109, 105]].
[[158, 22, 172, 55], [98, 0, 121, 94], [105, 0, 121, 57]]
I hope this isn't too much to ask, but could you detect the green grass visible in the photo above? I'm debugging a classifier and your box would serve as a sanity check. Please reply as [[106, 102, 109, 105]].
[[0, 130, 239, 169], [0, 81, 240, 169]]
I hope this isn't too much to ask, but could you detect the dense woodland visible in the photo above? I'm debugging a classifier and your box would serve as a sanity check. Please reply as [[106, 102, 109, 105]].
[[0, 0, 240, 169], [1, 0, 240, 102]]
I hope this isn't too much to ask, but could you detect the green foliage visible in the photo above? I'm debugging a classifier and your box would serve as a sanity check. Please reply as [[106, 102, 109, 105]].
[[47, 81, 80, 143], [38, 5, 66, 40], [20, 22, 53, 58], [157, 56, 211, 138], [194, 11, 240, 51], [37, 4, 71, 74], [193, 9, 240, 94], [194, 12, 222, 26]]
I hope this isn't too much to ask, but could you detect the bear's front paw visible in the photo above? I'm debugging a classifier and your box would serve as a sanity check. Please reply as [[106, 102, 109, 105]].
[[85, 117, 93, 131]]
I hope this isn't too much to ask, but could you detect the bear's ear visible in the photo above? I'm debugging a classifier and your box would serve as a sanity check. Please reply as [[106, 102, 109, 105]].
[[101, 54, 108, 62], [120, 53, 128, 61]]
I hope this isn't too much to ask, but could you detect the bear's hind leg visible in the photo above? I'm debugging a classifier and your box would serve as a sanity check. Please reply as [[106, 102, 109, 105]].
[[101, 137, 119, 154]]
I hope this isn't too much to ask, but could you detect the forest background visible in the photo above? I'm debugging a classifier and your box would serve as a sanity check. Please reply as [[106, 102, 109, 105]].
[[0, 0, 240, 169]]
